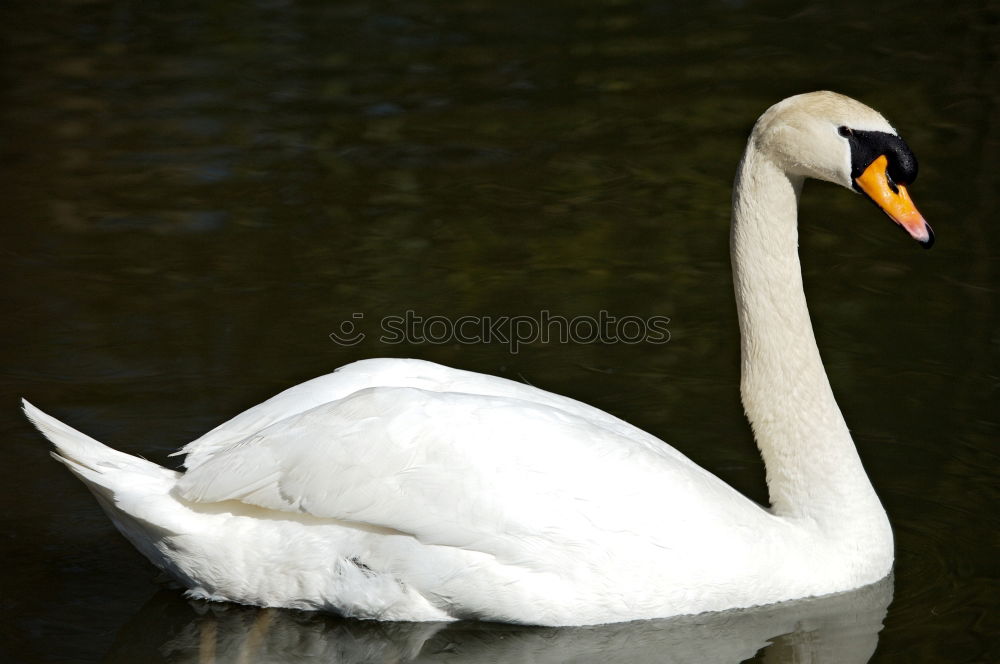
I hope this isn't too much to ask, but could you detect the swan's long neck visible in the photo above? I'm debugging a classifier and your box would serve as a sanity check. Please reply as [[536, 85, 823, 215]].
[[730, 139, 887, 531]]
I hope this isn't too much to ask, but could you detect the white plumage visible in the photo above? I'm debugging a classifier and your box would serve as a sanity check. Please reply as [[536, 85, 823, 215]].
[[26, 92, 931, 626]]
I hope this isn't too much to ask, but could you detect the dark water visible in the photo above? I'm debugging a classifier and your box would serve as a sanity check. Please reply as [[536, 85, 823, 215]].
[[1, 1, 997, 662]]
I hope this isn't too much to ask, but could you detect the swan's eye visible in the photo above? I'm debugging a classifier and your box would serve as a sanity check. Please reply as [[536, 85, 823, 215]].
[[838, 126, 853, 137]]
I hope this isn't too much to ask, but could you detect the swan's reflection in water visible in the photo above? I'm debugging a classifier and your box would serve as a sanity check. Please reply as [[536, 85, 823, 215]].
[[105, 574, 892, 664]]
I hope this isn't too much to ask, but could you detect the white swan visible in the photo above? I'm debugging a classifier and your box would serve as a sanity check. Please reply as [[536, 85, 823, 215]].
[[24, 92, 932, 627]]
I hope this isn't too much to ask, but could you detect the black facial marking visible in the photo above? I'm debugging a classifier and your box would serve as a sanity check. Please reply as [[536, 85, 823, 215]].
[[838, 127, 918, 192]]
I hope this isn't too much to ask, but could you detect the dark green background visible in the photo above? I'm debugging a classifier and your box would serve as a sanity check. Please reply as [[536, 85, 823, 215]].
[[1, 1, 996, 661]]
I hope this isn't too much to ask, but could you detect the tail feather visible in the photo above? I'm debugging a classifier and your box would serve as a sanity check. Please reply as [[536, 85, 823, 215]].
[[22, 399, 175, 486], [23, 398, 185, 572]]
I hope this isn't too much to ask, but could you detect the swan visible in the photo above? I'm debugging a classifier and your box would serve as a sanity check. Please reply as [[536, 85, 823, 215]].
[[24, 91, 932, 627]]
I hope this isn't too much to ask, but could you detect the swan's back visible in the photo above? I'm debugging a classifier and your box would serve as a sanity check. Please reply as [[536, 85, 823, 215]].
[[179, 358, 691, 470]]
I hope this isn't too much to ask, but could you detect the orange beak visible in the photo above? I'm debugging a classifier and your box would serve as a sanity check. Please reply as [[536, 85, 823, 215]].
[[855, 155, 934, 248]]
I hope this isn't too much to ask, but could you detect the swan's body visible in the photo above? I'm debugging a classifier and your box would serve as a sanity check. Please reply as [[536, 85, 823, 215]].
[[26, 92, 932, 626]]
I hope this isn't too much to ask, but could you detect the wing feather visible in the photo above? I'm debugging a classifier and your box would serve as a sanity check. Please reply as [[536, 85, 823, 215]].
[[176, 385, 739, 565]]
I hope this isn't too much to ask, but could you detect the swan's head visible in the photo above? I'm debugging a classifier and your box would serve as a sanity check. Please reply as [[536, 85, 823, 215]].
[[752, 91, 933, 248]]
